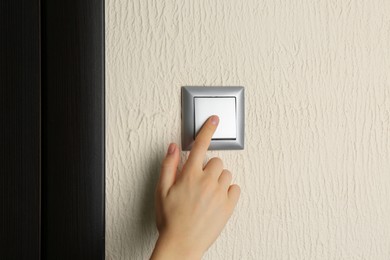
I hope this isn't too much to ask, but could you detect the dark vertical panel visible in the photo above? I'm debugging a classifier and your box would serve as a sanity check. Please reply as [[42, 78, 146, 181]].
[[41, 0, 105, 258], [0, 0, 41, 259]]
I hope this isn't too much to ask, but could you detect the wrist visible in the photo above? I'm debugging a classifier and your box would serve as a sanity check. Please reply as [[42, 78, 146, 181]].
[[151, 233, 203, 260]]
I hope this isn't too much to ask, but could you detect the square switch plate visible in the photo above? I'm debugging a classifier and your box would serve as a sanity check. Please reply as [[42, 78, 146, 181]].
[[181, 86, 245, 151]]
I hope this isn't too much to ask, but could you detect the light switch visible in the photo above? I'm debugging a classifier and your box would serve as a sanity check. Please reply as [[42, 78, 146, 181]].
[[181, 86, 244, 151], [194, 97, 236, 139]]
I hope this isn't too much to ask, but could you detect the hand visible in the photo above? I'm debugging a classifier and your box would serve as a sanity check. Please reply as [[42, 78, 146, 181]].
[[150, 115, 241, 260]]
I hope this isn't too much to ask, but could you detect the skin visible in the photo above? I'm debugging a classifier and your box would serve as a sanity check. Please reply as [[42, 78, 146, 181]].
[[151, 115, 241, 260]]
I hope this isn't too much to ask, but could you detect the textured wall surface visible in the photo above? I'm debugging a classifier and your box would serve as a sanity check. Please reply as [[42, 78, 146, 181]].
[[106, 1, 390, 259]]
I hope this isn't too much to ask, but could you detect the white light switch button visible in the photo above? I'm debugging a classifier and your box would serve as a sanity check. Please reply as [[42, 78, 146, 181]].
[[194, 97, 236, 139]]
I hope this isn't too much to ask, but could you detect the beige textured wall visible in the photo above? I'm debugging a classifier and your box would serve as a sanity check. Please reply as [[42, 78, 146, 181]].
[[106, 1, 390, 259]]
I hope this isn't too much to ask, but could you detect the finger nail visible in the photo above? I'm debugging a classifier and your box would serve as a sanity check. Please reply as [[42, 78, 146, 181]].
[[211, 115, 219, 125], [167, 143, 176, 154]]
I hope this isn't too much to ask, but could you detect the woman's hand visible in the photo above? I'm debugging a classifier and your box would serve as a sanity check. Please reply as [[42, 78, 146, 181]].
[[151, 115, 240, 260]]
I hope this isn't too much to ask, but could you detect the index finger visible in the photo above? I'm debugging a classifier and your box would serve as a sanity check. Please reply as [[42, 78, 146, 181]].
[[186, 115, 219, 168]]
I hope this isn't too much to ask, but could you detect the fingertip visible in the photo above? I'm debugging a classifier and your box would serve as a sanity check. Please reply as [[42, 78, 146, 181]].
[[210, 115, 219, 125], [230, 184, 241, 193], [228, 184, 241, 203], [167, 143, 176, 155], [160, 143, 180, 196]]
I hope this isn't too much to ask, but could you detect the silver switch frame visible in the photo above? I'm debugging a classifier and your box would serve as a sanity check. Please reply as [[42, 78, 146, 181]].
[[181, 86, 245, 151]]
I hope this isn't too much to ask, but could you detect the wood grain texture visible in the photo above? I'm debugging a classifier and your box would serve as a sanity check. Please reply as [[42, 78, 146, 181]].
[[0, 0, 41, 258], [42, 0, 105, 258], [106, 0, 390, 259]]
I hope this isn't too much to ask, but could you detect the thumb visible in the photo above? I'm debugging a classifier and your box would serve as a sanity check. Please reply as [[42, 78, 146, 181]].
[[158, 143, 180, 197]]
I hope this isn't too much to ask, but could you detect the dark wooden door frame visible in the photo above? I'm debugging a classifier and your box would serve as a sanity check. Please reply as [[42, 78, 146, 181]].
[[0, 1, 41, 258], [1, 0, 105, 259], [41, 0, 105, 258]]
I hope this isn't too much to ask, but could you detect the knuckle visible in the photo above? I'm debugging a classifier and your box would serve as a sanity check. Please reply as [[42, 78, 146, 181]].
[[161, 158, 174, 167], [219, 170, 232, 185], [194, 140, 210, 153], [161, 160, 172, 169], [214, 157, 223, 163], [181, 161, 194, 173], [196, 126, 214, 141], [223, 170, 232, 179], [201, 177, 216, 193], [161, 160, 175, 172], [194, 140, 208, 151], [210, 157, 223, 167], [231, 185, 241, 195]]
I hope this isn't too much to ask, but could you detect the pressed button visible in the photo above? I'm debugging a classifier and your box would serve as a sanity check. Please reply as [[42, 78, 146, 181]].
[[194, 97, 236, 140]]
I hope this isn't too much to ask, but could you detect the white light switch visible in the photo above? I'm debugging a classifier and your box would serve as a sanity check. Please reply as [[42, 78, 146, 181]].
[[194, 97, 236, 139]]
